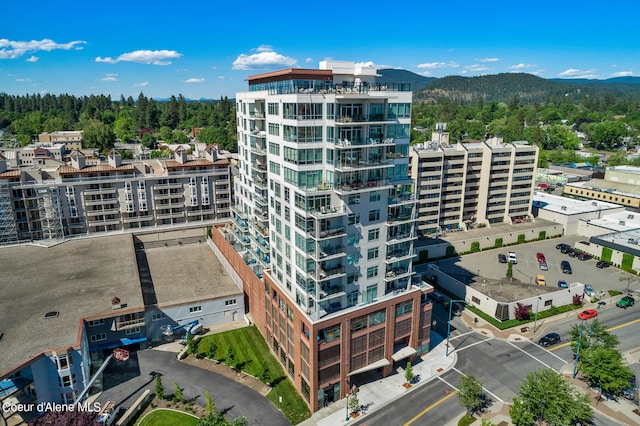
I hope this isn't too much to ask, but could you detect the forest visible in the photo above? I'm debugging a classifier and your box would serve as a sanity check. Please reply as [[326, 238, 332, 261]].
[[2, 76, 640, 169], [0, 92, 237, 155]]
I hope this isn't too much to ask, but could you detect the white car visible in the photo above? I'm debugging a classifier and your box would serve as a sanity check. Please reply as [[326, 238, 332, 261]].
[[508, 252, 517, 264]]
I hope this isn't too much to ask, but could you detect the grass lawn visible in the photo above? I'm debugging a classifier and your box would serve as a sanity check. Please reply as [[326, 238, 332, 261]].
[[197, 325, 311, 425], [138, 408, 199, 426], [457, 413, 477, 426]]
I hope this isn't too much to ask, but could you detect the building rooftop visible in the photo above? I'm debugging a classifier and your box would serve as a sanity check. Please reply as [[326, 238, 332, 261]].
[[0, 235, 143, 377], [582, 210, 640, 232], [591, 229, 640, 257], [533, 192, 621, 215], [144, 242, 243, 307], [608, 165, 640, 175], [566, 178, 640, 197]]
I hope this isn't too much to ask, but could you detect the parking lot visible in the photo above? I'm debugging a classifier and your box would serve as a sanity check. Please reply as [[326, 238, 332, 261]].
[[434, 235, 640, 298]]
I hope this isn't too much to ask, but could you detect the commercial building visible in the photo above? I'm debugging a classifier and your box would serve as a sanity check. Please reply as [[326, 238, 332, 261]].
[[0, 233, 244, 424], [409, 135, 538, 233], [564, 165, 640, 208], [220, 60, 434, 411], [0, 146, 232, 246]]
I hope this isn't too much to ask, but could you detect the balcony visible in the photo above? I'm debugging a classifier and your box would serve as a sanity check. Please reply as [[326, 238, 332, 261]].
[[115, 317, 146, 331], [314, 226, 346, 240], [387, 215, 416, 225], [312, 245, 347, 261], [386, 232, 415, 244], [334, 137, 395, 148], [335, 179, 393, 193], [84, 186, 116, 195], [318, 266, 345, 280], [309, 205, 347, 219], [385, 250, 414, 263], [384, 267, 411, 282], [318, 284, 346, 300], [334, 114, 394, 124], [334, 159, 394, 171]]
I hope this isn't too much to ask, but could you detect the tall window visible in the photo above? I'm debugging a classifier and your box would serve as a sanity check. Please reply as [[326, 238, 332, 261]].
[[365, 285, 378, 303]]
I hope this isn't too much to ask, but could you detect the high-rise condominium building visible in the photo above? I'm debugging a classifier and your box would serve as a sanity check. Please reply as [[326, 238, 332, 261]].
[[227, 61, 434, 411], [410, 132, 538, 234]]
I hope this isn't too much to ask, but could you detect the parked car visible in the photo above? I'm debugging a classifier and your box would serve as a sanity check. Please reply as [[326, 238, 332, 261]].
[[584, 284, 595, 297], [567, 249, 577, 257], [596, 260, 611, 269], [508, 252, 517, 264], [539, 261, 548, 271], [617, 295, 635, 308], [498, 253, 507, 263], [538, 332, 561, 347], [578, 309, 598, 320], [623, 376, 637, 400], [557, 280, 568, 288], [561, 260, 572, 274], [561, 246, 572, 254], [577, 253, 591, 261], [556, 243, 571, 251], [536, 252, 546, 263], [535, 275, 546, 286]]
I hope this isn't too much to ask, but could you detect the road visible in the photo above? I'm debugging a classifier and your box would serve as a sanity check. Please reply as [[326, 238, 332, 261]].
[[354, 305, 640, 426]]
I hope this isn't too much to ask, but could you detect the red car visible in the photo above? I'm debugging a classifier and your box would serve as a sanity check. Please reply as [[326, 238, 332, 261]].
[[536, 252, 546, 263], [578, 309, 598, 320]]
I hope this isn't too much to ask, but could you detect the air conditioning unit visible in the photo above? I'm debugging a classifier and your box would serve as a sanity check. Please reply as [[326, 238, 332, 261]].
[[620, 220, 626, 226], [628, 214, 635, 219], [561, 206, 567, 210]]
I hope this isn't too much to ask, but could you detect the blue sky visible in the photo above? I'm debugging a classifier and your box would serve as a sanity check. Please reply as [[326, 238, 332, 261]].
[[2, 0, 639, 100]]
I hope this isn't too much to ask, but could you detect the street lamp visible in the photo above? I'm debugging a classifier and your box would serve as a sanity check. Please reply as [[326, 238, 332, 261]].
[[446, 299, 466, 357], [345, 381, 350, 421], [533, 296, 541, 332], [573, 318, 585, 378]]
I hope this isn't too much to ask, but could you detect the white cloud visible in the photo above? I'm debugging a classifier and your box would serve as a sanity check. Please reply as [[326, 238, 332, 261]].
[[417, 61, 459, 69], [134, 82, 149, 87], [476, 57, 499, 63], [101, 73, 118, 82], [218, 76, 226, 81], [182, 77, 205, 83], [232, 47, 297, 70], [557, 68, 598, 78], [95, 49, 182, 65], [305, 58, 314, 63], [612, 71, 634, 77], [509, 63, 537, 70], [256, 45, 273, 53], [0, 38, 86, 59], [15, 78, 32, 82], [464, 64, 490, 72], [26, 56, 38, 63]]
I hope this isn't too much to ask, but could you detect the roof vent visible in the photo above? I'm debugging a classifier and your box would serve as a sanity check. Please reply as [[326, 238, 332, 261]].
[[591, 201, 597, 206], [44, 311, 59, 319], [561, 206, 567, 210], [620, 220, 626, 226], [628, 214, 635, 219], [628, 238, 638, 245]]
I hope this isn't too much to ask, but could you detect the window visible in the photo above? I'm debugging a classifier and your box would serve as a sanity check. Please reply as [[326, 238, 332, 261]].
[[395, 301, 413, 317], [348, 213, 360, 225], [152, 312, 166, 321], [125, 327, 141, 335], [368, 209, 380, 222], [368, 228, 380, 241], [367, 266, 378, 278], [369, 309, 386, 326], [269, 142, 281, 155], [268, 102, 279, 115], [350, 315, 368, 333], [347, 291, 358, 307], [369, 191, 381, 202], [365, 285, 378, 303], [88, 319, 104, 327], [56, 355, 72, 370], [58, 373, 76, 388], [90, 333, 106, 342], [189, 306, 202, 313], [367, 247, 379, 260]]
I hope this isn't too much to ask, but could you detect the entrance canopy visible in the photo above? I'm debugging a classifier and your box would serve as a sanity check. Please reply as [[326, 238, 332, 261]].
[[348, 358, 390, 376], [391, 346, 417, 362]]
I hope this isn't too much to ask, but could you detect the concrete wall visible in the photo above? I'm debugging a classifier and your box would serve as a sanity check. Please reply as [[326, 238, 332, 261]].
[[415, 223, 563, 260], [577, 240, 640, 272]]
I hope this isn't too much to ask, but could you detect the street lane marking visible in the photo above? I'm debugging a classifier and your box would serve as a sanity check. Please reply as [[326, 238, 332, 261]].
[[448, 330, 475, 341], [525, 341, 567, 363], [437, 375, 459, 391], [452, 336, 494, 353], [404, 388, 458, 426], [549, 318, 640, 351], [452, 367, 504, 403], [506, 340, 556, 371]]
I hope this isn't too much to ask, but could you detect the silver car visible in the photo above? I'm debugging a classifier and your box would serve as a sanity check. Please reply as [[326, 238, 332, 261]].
[[539, 261, 548, 271]]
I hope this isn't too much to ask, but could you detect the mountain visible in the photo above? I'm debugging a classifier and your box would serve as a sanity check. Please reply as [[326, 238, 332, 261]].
[[377, 69, 436, 92]]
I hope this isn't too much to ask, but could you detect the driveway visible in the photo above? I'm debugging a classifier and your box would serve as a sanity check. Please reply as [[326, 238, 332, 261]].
[[96, 348, 289, 426]]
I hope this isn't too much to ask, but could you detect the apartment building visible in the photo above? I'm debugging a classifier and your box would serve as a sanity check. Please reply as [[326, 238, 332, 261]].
[[221, 61, 434, 411], [0, 145, 231, 246], [410, 134, 538, 233]]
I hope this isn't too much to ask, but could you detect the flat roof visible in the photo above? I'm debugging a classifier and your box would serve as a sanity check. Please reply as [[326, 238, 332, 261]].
[[582, 210, 640, 232], [144, 242, 242, 307], [0, 235, 143, 377], [533, 192, 621, 215], [566, 179, 640, 198], [591, 229, 640, 257]]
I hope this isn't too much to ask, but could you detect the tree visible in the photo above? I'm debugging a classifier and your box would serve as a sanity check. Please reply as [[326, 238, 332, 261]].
[[205, 389, 215, 413], [141, 132, 156, 149], [404, 361, 414, 384], [186, 332, 196, 355], [506, 262, 513, 277], [509, 397, 534, 426], [155, 374, 164, 400], [348, 386, 360, 416], [173, 381, 184, 403], [579, 345, 633, 394], [513, 368, 592, 425], [207, 342, 218, 360], [591, 120, 628, 149], [513, 303, 530, 321], [80, 118, 115, 153], [457, 374, 484, 415], [113, 114, 137, 142], [569, 319, 619, 354]]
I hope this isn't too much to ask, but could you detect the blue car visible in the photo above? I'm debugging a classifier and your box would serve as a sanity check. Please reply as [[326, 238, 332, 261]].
[[557, 280, 568, 288]]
